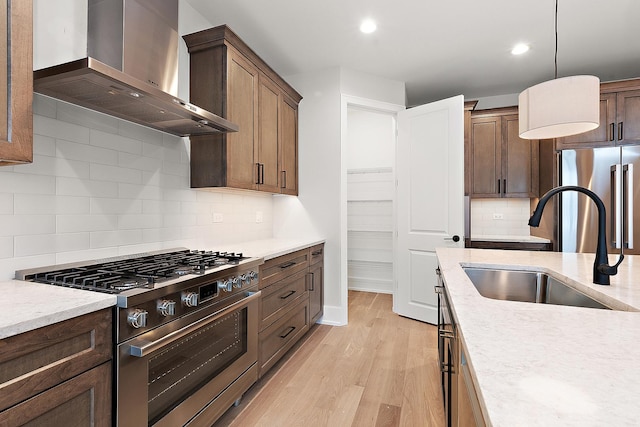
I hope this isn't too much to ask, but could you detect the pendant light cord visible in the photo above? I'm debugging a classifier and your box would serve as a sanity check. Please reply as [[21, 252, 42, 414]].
[[554, 0, 558, 79]]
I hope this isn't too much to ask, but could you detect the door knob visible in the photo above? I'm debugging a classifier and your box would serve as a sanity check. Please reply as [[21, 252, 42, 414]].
[[444, 235, 461, 242]]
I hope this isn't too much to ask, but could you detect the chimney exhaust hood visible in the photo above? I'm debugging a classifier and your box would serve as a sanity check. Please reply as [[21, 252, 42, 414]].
[[33, 0, 238, 137]]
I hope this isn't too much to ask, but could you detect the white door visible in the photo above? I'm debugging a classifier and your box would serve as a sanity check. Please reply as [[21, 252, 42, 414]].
[[395, 95, 464, 324]]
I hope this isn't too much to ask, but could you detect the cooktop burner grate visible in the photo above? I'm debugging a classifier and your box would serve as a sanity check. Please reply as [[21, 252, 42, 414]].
[[26, 249, 247, 294]]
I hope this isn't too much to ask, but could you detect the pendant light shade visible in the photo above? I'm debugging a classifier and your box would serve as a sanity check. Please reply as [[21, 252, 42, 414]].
[[518, 75, 600, 139]]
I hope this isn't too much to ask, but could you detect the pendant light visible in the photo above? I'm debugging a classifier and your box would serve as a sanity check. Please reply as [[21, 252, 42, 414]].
[[518, 0, 600, 140]]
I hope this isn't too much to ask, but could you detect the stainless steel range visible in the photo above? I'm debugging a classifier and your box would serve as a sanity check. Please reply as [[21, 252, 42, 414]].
[[16, 248, 263, 427]]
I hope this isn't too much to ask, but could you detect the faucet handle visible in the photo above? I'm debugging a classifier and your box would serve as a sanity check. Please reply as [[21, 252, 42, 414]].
[[597, 254, 625, 275]]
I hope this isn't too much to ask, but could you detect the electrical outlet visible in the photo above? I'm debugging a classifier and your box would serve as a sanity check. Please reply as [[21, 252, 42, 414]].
[[492, 213, 504, 220], [212, 213, 223, 223], [256, 211, 263, 223]]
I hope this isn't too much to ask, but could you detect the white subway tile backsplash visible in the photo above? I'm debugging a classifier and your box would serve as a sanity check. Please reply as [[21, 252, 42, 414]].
[[0, 236, 13, 259], [56, 102, 120, 134], [0, 215, 56, 236], [163, 214, 196, 228], [118, 183, 163, 200], [470, 198, 531, 237], [0, 193, 13, 214], [118, 120, 164, 144], [15, 194, 89, 215], [90, 198, 142, 215], [57, 139, 118, 166], [0, 102, 274, 280], [57, 177, 119, 198], [90, 129, 142, 155], [90, 163, 142, 184], [90, 229, 143, 248], [118, 214, 163, 230], [34, 115, 90, 143], [0, 171, 56, 194], [57, 214, 117, 233], [15, 233, 90, 257], [14, 154, 90, 179], [33, 134, 56, 156], [32, 94, 57, 118], [118, 152, 163, 171]]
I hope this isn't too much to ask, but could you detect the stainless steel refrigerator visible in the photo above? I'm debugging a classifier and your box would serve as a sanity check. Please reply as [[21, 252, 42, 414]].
[[560, 146, 640, 255]]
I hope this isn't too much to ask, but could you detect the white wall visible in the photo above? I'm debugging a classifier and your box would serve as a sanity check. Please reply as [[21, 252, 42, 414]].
[[275, 68, 405, 325], [346, 109, 395, 170]]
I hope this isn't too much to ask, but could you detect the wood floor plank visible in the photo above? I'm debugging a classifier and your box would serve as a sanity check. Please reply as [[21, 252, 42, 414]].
[[215, 291, 445, 427]]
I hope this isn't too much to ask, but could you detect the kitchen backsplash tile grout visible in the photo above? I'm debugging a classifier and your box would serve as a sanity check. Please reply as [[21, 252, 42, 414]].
[[0, 95, 274, 279]]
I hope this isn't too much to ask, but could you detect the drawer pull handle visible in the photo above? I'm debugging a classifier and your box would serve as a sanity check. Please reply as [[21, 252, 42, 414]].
[[280, 290, 296, 299], [280, 326, 296, 339], [280, 261, 296, 269], [312, 250, 322, 256]]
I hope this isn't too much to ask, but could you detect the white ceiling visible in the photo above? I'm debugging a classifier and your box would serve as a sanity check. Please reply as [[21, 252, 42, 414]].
[[184, 0, 640, 106]]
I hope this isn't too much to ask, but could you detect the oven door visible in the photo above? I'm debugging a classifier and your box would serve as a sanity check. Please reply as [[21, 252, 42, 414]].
[[116, 290, 260, 427]]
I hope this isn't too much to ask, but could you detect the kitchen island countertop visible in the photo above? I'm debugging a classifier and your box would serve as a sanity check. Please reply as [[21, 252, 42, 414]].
[[436, 247, 640, 426]]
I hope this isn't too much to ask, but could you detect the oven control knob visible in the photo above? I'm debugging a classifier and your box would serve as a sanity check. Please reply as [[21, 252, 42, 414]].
[[231, 276, 241, 288], [157, 300, 176, 317], [218, 279, 232, 292], [182, 292, 199, 307], [249, 271, 258, 282], [127, 309, 148, 329], [240, 274, 250, 285]]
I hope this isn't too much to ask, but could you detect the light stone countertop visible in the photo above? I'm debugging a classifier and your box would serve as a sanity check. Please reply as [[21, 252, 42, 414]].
[[436, 247, 640, 427], [0, 280, 117, 339], [225, 238, 325, 260], [0, 238, 324, 340], [470, 234, 552, 244]]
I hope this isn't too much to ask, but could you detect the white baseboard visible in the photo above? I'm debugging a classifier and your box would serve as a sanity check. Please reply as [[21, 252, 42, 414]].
[[317, 304, 347, 326]]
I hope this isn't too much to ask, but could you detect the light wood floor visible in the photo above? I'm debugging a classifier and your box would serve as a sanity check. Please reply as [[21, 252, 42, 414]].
[[215, 291, 445, 427]]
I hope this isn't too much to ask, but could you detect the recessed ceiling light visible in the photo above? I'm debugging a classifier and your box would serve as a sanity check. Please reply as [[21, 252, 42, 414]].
[[511, 44, 530, 55], [360, 19, 377, 34]]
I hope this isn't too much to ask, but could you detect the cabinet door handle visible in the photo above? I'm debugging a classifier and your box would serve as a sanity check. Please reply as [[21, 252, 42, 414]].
[[503, 179, 506, 194], [619, 122, 624, 141], [281, 170, 286, 189], [255, 163, 261, 184], [280, 326, 296, 339], [280, 290, 296, 300], [309, 272, 315, 291], [261, 163, 265, 184], [497, 179, 500, 194], [280, 261, 296, 269], [609, 123, 615, 141]]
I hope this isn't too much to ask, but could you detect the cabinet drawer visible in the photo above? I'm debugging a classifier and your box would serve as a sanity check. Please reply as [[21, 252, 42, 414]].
[[260, 269, 308, 330], [260, 249, 309, 289], [309, 243, 324, 266], [258, 298, 309, 377], [0, 361, 111, 427], [0, 308, 112, 411]]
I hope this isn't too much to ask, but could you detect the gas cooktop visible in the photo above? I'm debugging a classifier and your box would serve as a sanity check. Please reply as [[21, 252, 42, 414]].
[[15, 248, 249, 294]]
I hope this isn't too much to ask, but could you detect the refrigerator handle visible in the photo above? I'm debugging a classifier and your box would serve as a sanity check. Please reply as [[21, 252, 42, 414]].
[[624, 164, 633, 250], [611, 165, 622, 249]]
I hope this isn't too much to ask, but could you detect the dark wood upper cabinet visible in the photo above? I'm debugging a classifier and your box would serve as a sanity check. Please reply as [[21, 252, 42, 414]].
[[556, 79, 640, 149], [469, 108, 538, 198], [0, 0, 33, 166], [183, 25, 302, 194]]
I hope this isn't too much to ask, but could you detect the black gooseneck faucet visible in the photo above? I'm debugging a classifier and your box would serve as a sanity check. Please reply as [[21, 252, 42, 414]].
[[528, 185, 624, 285]]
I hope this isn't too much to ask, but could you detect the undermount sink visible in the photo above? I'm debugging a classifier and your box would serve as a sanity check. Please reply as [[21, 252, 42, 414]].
[[462, 267, 612, 310]]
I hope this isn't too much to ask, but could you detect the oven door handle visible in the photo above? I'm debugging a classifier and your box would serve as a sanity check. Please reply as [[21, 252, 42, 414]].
[[128, 291, 261, 358]]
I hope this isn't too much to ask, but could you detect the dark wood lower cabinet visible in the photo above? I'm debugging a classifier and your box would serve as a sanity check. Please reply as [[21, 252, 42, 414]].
[[0, 308, 113, 427], [257, 244, 324, 378], [0, 361, 111, 427]]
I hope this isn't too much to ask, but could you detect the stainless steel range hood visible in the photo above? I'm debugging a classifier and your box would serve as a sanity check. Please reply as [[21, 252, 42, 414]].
[[33, 0, 238, 137]]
